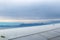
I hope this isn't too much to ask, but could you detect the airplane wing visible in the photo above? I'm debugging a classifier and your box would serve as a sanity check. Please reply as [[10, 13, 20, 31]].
[[0, 23, 60, 40]]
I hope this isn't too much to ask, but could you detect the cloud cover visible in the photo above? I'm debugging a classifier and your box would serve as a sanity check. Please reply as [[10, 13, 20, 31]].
[[0, 0, 60, 19]]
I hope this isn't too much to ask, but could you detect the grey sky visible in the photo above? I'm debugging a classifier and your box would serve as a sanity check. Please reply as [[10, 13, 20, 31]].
[[0, 0, 60, 19]]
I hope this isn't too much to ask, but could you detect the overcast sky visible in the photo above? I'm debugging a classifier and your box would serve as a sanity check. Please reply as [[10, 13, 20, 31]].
[[0, 0, 60, 20]]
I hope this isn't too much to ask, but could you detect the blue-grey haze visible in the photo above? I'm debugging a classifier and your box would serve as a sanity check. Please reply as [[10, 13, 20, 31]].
[[0, 0, 60, 19]]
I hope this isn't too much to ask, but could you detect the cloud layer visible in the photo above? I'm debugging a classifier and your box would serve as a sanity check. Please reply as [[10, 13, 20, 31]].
[[0, 0, 60, 20]]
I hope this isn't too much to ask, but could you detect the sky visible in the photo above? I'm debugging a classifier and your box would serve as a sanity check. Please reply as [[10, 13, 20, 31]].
[[0, 0, 60, 22]]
